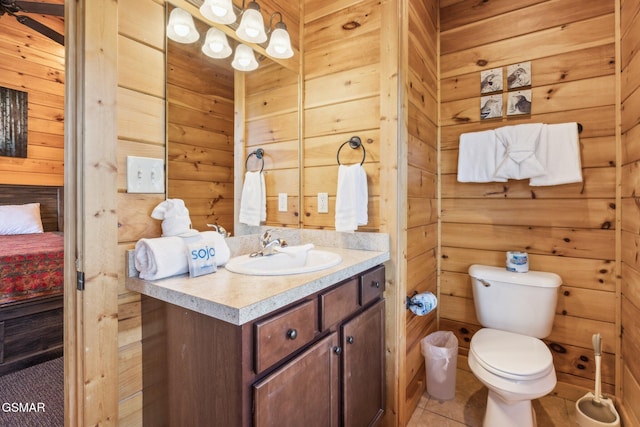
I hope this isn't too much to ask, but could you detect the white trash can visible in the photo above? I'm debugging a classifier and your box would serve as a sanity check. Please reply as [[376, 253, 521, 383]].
[[420, 331, 458, 401]]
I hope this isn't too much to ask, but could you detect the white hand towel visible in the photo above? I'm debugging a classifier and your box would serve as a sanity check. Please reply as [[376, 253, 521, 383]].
[[134, 231, 231, 280], [529, 123, 582, 186], [457, 130, 508, 183], [335, 164, 368, 232], [239, 171, 266, 226], [494, 123, 546, 180]]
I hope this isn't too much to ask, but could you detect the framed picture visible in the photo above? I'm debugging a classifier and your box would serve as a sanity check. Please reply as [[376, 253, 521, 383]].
[[507, 90, 532, 116], [0, 86, 28, 158], [480, 67, 503, 94], [506, 62, 531, 90], [480, 94, 503, 120]]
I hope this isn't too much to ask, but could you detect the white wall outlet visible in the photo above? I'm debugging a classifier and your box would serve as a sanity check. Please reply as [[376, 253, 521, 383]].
[[127, 156, 165, 194], [317, 192, 329, 213], [278, 193, 288, 212]]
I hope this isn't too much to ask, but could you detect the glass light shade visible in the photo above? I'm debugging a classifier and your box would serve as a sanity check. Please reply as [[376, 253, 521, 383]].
[[199, 0, 236, 25], [235, 3, 267, 43], [231, 44, 259, 71], [266, 26, 293, 59], [167, 8, 200, 43], [202, 27, 232, 58]]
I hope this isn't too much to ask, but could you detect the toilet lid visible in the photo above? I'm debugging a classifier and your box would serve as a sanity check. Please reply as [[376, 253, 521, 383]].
[[470, 329, 553, 381]]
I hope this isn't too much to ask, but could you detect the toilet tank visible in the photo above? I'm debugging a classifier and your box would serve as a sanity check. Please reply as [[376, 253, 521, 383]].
[[468, 264, 562, 338]]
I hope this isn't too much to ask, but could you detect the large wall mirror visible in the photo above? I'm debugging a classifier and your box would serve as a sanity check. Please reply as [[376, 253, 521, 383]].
[[165, 1, 301, 236]]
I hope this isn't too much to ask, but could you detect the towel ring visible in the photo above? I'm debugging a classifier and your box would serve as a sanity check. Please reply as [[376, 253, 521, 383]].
[[245, 148, 265, 172], [337, 136, 366, 166]]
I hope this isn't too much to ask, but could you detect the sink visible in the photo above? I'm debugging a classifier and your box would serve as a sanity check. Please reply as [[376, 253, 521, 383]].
[[224, 245, 342, 276]]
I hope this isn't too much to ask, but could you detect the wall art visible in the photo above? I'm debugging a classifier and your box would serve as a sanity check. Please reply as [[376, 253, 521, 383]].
[[507, 90, 532, 116], [480, 67, 503, 94], [506, 62, 531, 90], [0, 86, 28, 158], [480, 94, 503, 120]]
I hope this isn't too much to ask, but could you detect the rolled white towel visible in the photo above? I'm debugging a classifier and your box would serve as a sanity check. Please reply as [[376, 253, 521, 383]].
[[134, 231, 230, 280]]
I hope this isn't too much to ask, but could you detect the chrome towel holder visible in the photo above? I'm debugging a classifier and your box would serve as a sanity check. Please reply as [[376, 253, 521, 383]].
[[246, 148, 265, 172], [337, 136, 366, 166]]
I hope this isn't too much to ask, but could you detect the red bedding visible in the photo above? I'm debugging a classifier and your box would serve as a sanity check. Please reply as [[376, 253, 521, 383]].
[[0, 232, 64, 305]]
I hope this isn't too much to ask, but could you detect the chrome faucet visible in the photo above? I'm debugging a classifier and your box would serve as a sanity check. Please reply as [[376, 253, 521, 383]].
[[251, 229, 287, 257], [206, 223, 231, 237]]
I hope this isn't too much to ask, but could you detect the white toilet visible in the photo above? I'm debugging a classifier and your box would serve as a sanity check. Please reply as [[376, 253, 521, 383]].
[[467, 264, 562, 427]]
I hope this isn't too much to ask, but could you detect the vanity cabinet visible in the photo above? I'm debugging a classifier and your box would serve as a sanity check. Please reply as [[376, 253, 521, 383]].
[[141, 264, 385, 427]]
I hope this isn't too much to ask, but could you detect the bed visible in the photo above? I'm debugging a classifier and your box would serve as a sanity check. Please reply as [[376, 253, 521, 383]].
[[0, 185, 64, 376]]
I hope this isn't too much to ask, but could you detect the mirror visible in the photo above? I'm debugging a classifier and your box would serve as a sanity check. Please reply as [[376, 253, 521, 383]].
[[165, 1, 300, 235]]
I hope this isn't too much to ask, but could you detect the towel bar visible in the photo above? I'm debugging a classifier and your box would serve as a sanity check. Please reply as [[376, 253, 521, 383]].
[[337, 136, 366, 165], [246, 148, 265, 172]]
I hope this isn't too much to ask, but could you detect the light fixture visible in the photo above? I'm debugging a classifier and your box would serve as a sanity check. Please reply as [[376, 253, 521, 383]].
[[167, 7, 200, 44], [231, 44, 259, 71], [235, 1, 267, 44], [202, 27, 232, 58], [199, 0, 236, 25], [266, 12, 293, 59]]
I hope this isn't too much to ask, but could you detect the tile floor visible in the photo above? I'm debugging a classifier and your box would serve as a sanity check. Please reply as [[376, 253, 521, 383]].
[[407, 368, 578, 427]]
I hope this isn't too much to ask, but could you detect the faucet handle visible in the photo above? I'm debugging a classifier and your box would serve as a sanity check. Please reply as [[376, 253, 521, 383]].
[[260, 229, 273, 246], [206, 223, 230, 237]]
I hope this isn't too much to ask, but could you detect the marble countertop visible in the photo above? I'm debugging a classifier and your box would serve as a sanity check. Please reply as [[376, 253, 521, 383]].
[[126, 229, 390, 325]]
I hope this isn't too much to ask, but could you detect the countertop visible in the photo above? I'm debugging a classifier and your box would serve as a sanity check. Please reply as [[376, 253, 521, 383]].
[[126, 229, 390, 325]]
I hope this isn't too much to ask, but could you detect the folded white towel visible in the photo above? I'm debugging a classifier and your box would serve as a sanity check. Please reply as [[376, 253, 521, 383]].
[[335, 164, 368, 232], [530, 123, 582, 186], [457, 130, 508, 183], [239, 171, 266, 226], [134, 231, 231, 280], [494, 123, 546, 180]]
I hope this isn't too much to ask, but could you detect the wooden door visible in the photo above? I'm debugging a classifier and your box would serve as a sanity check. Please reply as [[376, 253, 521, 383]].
[[253, 332, 340, 427], [342, 300, 385, 427]]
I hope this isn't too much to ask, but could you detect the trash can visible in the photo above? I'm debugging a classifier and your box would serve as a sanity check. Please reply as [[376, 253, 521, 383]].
[[420, 331, 458, 401]]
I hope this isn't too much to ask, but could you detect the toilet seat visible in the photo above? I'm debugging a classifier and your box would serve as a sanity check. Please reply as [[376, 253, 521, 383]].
[[470, 328, 553, 381]]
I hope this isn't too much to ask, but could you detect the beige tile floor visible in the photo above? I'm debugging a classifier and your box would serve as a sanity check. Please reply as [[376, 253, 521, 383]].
[[407, 368, 578, 427]]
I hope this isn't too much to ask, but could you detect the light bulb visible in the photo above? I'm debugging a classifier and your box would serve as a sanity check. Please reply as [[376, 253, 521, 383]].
[[173, 24, 190, 37]]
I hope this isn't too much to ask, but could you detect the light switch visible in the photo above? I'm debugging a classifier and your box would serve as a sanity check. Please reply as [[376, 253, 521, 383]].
[[127, 156, 165, 194]]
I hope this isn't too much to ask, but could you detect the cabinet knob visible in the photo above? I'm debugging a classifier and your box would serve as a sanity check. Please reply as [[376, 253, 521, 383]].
[[286, 329, 298, 340], [372, 281, 380, 288], [347, 336, 354, 344], [333, 346, 342, 355]]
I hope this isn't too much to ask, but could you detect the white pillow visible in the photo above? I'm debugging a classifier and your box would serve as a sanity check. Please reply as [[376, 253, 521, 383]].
[[0, 203, 44, 235]]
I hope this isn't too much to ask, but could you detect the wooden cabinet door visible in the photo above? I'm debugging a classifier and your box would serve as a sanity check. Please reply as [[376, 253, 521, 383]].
[[253, 332, 340, 427], [342, 299, 385, 427]]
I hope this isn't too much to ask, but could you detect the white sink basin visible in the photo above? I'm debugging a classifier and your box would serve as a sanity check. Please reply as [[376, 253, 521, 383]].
[[224, 246, 342, 276]]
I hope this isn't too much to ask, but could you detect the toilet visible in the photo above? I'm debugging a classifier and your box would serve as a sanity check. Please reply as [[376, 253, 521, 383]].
[[467, 264, 562, 427]]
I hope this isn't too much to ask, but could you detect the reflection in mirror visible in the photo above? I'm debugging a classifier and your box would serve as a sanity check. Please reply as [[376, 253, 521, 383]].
[[165, 4, 300, 235]]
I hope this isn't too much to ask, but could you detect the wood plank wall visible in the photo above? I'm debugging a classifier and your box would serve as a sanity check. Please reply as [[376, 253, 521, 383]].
[[439, 0, 618, 401], [245, 61, 300, 227], [303, 0, 381, 231], [166, 10, 235, 232], [116, 0, 166, 425], [620, 0, 640, 424], [0, 7, 64, 186], [403, 0, 438, 423]]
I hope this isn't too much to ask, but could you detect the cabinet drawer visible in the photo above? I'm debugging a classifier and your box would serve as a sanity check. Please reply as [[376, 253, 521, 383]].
[[319, 278, 359, 330], [361, 265, 385, 306], [254, 299, 317, 373]]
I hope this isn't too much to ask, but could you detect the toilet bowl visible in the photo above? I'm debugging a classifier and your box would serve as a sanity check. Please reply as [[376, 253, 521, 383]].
[[469, 328, 557, 427]]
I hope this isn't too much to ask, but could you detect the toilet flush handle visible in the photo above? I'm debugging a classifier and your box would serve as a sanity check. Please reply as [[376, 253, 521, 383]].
[[478, 278, 491, 287]]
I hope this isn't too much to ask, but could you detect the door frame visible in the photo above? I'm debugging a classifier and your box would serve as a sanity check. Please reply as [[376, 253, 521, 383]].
[[64, 1, 120, 425]]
